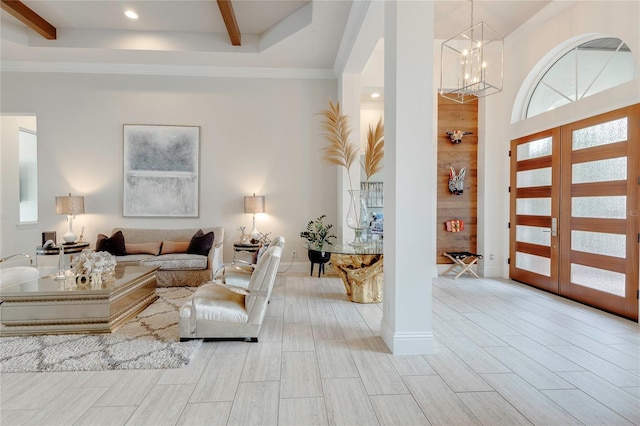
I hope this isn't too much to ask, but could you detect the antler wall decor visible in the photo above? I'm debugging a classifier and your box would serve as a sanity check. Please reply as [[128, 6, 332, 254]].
[[446, 130, 473, 144], [448, 166, 466, 195]]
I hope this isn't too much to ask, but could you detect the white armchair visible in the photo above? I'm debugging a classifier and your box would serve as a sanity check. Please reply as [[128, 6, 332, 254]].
[[179, 236, 284, 341]]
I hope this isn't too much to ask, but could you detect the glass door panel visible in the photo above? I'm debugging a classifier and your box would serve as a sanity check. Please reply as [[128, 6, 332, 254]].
[[516, 136, 552, 159], [516, 198, 551, 216], [572, 157, 626, 183], [516, 252, 551, 277], [572, 196, 627, 218], [570, 264, 626, 297], [517, 225, 551, 246], [571, 117, 627, 149], [516, 168, 552, 187], [571, 230, 626, 258]]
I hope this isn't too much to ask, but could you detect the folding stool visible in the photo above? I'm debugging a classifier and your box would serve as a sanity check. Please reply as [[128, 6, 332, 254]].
[[442, 251, 483, 279]]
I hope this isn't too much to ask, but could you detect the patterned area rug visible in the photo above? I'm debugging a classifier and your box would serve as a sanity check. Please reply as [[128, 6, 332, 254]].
[[0, 287, 201, 373]]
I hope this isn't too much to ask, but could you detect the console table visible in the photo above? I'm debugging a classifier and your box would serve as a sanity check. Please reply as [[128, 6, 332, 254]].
[[307, 241, 383, 303], [0, 265, 159, 336]]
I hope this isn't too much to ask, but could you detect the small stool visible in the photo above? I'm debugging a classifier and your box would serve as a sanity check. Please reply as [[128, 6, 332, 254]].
[[443, 252, 483, 279]]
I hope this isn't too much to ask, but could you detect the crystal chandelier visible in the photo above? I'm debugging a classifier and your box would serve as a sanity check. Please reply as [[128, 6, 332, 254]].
[[440, 0, 503, 103]]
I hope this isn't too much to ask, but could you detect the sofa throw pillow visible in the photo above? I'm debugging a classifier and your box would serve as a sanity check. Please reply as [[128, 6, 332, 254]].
[[187, 229, 214, 256], [125, 242, 162, 256], [95, 231, 127, 256], [161, 240, 190, 255]]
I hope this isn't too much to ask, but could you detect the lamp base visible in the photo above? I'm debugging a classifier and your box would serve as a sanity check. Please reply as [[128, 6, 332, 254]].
[[63, 215, 76, 243], [62, 232, 77, 244], [250, 214, 260, 241]]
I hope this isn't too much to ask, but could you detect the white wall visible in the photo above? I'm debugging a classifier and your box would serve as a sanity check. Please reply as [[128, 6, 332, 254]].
[[482, 0, 640, 278], [0, 72, 338, 264]]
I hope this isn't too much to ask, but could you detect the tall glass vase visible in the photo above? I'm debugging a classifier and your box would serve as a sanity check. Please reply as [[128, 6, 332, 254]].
[[346, 189, 370, 246]]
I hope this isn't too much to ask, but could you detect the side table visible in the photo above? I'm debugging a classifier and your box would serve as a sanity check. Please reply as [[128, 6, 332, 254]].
[[36, 242, 90, 270], [232, 242, 261, 264]]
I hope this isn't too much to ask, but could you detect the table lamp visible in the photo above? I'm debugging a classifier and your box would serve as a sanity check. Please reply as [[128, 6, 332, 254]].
[[244, 193, 265, 240], [55, 193, 84, 244]]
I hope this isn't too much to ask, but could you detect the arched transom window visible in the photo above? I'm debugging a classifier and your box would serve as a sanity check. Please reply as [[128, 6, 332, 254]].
[[526, 37, 636, 118]]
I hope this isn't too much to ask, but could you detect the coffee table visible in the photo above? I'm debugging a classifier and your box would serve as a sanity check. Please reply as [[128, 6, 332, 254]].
[[0, 265, 159, 336]]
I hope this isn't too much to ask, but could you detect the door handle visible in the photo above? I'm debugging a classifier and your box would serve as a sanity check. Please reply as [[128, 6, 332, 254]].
[[542, 218, 558, 236]]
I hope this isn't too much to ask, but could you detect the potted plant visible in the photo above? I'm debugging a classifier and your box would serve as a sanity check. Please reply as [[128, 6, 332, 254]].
[[300, 215, 336, 276]]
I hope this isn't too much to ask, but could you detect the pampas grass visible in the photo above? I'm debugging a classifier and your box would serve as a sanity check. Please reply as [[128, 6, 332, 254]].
[[320, 100, 384, 184], [320, 100, 359, 173], [364, 117, 384, 180]]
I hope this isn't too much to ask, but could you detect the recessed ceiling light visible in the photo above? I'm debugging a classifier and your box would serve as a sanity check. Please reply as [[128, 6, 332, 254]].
[[125, 10, 138, 20], [371, 93, 380, 98]]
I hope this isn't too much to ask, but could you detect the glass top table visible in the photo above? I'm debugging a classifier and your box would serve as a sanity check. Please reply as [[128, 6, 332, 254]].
[[305, 240, 383, 303], [305, 240, 383, 256]]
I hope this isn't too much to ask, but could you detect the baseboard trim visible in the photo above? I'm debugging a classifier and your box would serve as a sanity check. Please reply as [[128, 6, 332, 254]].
[[278, 261, 339, 276], [380, 320, 435, 355], [479, 265, 505, 277], [278, 261, 308, 274]]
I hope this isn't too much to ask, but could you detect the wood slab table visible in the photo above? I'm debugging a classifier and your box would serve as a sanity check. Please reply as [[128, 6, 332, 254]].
[[307, 241, 383, 303]]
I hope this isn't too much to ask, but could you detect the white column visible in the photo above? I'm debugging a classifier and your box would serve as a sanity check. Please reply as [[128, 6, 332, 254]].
[[381, 0, 435, 354]]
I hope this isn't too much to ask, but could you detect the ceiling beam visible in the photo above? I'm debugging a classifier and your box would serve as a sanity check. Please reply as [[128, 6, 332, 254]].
[[1, 0, 56, 40], [216, 0, 241, 46]]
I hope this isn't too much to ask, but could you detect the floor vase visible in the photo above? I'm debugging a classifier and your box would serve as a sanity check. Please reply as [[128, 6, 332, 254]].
[[346, 189, 369, 246]]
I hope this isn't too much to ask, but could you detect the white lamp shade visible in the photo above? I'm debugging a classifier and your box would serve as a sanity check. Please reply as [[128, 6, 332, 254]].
[[244, 194, 265, 214], [56, 194, 85, 215]]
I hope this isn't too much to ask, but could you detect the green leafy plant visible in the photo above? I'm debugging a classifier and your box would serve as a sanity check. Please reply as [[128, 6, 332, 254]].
[[300, 215, 336, 247]]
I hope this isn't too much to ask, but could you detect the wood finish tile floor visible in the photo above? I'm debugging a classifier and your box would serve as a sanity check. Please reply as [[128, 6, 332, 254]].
[[1, 273, 639, 425]]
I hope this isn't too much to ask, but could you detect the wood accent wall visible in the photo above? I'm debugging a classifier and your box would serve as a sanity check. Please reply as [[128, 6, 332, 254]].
[[437, 95, 478, 264]]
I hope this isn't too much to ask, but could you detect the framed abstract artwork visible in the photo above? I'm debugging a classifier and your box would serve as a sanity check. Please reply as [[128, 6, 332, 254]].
[[123, 124, 200, 217]]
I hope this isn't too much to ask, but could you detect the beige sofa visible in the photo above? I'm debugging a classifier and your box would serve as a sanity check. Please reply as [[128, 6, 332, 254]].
[[108, 227, 224, 287]]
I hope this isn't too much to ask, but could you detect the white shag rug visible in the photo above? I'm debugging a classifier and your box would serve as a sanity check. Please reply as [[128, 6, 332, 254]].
[[0, 287, 201, 373]]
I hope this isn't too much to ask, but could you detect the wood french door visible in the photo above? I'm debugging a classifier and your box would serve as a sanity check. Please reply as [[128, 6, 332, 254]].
[[510, 105, 639, 320], [510, 128, 561, 293]]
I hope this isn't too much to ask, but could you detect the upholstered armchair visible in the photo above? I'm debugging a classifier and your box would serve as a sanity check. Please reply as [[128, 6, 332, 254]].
[[179, 236, 284, 341]]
